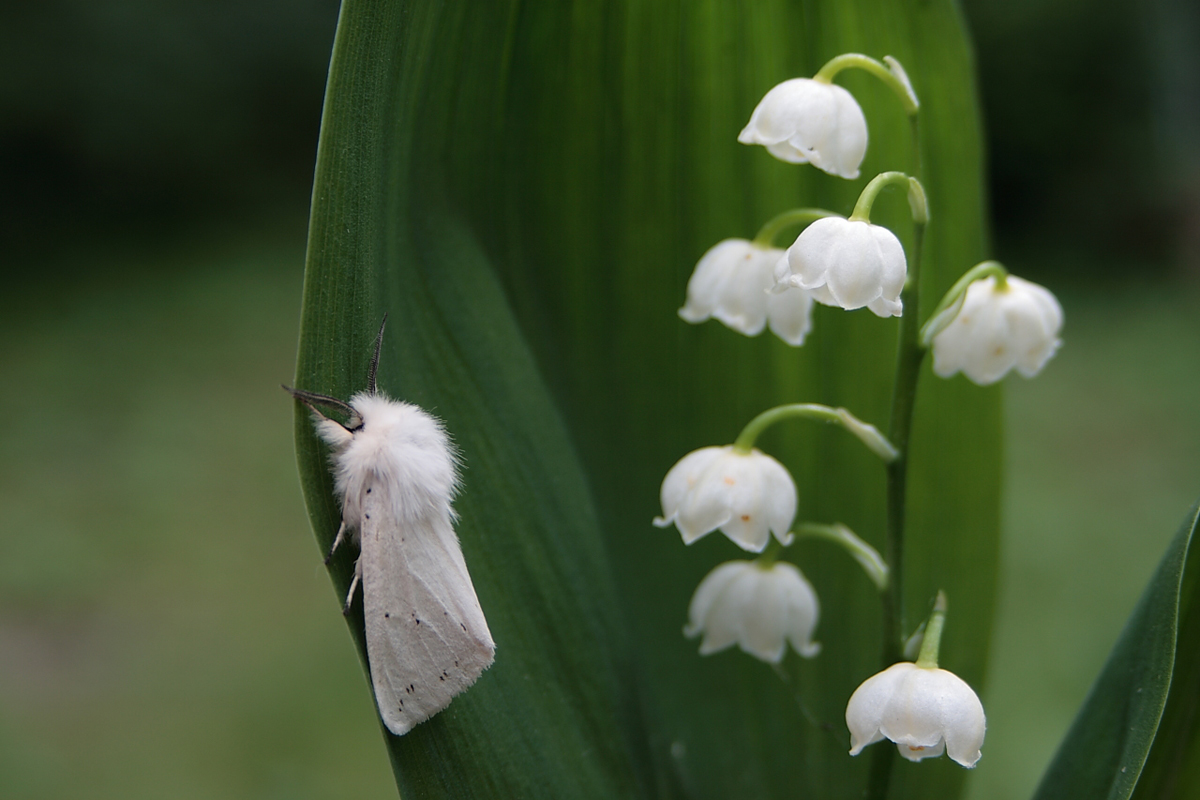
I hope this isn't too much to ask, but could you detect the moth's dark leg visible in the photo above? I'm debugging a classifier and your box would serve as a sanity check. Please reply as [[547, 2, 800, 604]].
[[325, 520, 348, 565], [342, 557, 362, 616]]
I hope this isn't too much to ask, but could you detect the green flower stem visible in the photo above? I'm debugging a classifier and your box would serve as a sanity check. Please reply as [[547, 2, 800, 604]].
[[919, 260, 1010, 347], [915, 591, 948, 668], [732, 403, 898, 462], [880, 217, 927, 669], [755, 536, 786, 567], [850, 172, 928, 224], [813, 53, 920, 115], [871, 217, 929, 800], [908, 116, 924, 194], [795, 523, 888, 592], [868, 92, 927, 800], [751, 208, 841, 249]]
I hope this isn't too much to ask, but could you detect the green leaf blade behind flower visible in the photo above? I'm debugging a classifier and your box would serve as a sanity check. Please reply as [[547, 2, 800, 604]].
[[295, 0, 998, 797]]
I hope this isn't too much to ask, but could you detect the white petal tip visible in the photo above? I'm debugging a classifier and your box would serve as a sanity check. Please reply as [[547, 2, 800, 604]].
[[949, 748, 983, 769]]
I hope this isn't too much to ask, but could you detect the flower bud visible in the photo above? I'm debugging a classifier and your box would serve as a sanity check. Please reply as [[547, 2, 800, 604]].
[[846, 662, 986, 767], [930, 275, 1063, 385], [738, 78, 868, 179], [684, 560, 820, 663], [679, 239, 814, 346], [654, 445, 796, 552], [774, 216, 906, 318]]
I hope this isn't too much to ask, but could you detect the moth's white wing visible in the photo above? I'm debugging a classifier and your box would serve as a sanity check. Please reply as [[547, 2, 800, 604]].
[[361, 489, 495, 736]]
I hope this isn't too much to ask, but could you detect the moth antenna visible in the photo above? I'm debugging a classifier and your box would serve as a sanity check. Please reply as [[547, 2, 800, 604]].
[[283, 385, 363, 430], [366, 314, 388, 396]]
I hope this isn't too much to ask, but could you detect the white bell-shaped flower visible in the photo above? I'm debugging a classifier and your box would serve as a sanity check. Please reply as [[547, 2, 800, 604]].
[[774, 216, 906, 317], [678, 239, 815, 346], [653, 445, 796, 552], [930, 275, 1063, 385], [846, 662, 986, 767], [684, 560, 821, 662], [738, 78, 868, 179]]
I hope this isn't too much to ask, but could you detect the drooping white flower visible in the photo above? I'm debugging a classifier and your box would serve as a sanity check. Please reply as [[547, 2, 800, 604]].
[[678, 239, 815, 346], [738, 78, 868, 179], [684, 560, 820, 662], [846, 661, 986, 768], [653, 445, 796, 552], [930, 275, 1063, 385], [774, 216, 906, 317]]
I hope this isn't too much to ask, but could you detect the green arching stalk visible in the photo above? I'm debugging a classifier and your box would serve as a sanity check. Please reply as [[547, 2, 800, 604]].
[[915, 591, 949, 669], [919, 260, 1010, 347], [752, 207, 841, 249], [795, 523, 888, 591], [813, 53, 920, 115], [732, 403, 898, 462], [850, 172, 924, 223]]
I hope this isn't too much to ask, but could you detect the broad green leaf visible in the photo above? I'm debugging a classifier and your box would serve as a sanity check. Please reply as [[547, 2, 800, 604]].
[[1134, 508, 1200, 797], [1034, 503, 1200, 800], [292, 8, 651, 799], [294, 1, 998, 797]]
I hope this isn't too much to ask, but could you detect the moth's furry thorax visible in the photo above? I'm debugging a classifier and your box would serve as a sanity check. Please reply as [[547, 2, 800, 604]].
[[314, 392, 460, 535]]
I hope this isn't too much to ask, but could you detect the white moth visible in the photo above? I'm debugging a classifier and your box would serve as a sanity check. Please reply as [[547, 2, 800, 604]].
[[286, 317, 495, 736]]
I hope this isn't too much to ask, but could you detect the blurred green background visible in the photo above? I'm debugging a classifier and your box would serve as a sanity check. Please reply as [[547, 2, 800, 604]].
[[1, 1, 1197, 798]]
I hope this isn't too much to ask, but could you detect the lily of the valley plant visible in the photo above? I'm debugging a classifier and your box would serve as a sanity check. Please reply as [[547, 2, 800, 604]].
[[657, 52, 1061, 799]]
